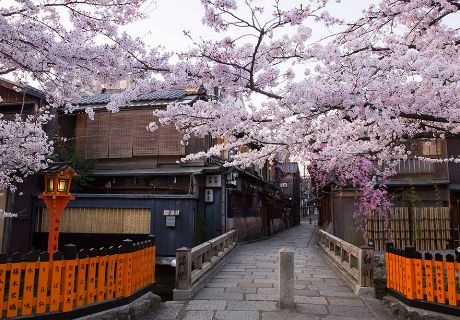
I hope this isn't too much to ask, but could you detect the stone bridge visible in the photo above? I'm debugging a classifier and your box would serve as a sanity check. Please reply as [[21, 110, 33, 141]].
[[147, 219, 394, 320]]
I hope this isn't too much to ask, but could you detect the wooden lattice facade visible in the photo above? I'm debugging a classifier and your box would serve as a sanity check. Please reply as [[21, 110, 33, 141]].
[[75, 110, 185, 159], [367, 207, 451, 251]]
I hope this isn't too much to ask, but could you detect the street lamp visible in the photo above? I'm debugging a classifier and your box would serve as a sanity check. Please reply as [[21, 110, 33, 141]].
[[38, 164, 76, 257]]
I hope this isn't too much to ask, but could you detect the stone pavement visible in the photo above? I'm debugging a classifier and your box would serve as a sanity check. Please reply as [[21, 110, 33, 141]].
[[146, 219, 394, 320]]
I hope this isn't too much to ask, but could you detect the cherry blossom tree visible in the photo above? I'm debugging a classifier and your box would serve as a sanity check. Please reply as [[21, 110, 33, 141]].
[[0, 0, 171, 195], [154, 0, 460, 230], [2, 0, 460, 227]]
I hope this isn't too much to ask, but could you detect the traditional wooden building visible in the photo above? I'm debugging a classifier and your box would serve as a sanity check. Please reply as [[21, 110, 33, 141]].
[[0, 78, 47, 253], [276, 163, 301, 227], [314, 138, 455, 251], [446, 138, 460, 248], [31, 87, 291, 259]]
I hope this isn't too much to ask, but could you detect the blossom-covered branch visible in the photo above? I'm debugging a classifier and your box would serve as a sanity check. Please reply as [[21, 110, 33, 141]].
[[154, 0, 460, 229], [0, 0, 171, 192], [158, 0, 460, 169]]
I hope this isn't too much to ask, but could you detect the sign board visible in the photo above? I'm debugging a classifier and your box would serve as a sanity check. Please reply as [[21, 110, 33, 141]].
[[205, 189, 214, 203], [206, 175, 222, 187], [165, 216, 176, 227], [163, 209, 180, 216], [280, 182, 288, 188]]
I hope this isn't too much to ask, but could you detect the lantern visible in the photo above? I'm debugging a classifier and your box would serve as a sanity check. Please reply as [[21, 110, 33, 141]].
[[38, 164, 76, 258], [43, 168, 74, 197]]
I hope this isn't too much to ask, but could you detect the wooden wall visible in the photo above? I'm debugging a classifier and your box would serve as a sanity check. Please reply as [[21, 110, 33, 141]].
[[33, 194, 199, 256], [391, 139, 449, 181], [449, 194, 460, 248], [6, 175, 41, 253], [447, 138, 460, 183], [0, 83, 45, 254], [331, 191, 365, 246]]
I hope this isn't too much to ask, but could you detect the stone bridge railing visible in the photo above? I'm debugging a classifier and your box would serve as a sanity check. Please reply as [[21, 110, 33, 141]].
[[173, 230, 237, 300], [317, 229, 374, 292]]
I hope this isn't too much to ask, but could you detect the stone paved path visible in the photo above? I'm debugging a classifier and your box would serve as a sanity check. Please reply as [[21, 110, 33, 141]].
[[147, 219, 394, 320]]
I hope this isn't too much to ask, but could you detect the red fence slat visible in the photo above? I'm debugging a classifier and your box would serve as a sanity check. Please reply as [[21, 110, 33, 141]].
[[386, 244, 459, 310], [0, 238, 155, 318], [6, 260, 22, 317]]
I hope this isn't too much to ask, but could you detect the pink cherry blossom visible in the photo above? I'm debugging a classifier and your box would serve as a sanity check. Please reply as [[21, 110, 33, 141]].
[[0, 0, 170, 199], [2, 0, 460, 230], [155, 0, 460, 234]]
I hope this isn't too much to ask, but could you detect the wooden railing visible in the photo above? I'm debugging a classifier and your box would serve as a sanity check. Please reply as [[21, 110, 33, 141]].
[[395, 159, 434, 174], [317, 229, 373, 287], [373, 159, 436, 175], [0, 236, 155, 318], [175, 230, 237, 293], [386, 244, 460, 315]]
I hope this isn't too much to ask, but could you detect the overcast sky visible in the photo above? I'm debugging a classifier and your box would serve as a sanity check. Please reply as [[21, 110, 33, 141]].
[[118, 0, 381, 113], [125, 0, 378, 53]]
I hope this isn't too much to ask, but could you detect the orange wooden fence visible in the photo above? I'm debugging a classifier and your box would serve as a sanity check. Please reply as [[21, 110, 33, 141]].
[[0, 237, 155, 318], [386, 243, 460, 314]]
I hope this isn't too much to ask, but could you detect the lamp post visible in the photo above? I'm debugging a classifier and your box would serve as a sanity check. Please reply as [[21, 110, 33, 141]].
[[38, 166, 76, 257]]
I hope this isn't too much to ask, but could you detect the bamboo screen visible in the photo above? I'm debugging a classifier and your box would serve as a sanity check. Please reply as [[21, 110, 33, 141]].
[[85, 112, 110, 159], [75, 110, 185, 159], [75, 114, 87, 153], [157, 120, 186, 155], [133, 110, 159, 156], [38, 208, 151, 234], [109, 111, 134, 158], [367, 207, 451, 251]]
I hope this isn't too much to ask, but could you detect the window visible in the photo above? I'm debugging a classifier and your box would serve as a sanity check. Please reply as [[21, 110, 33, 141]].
[[419, 139, 442, 156]]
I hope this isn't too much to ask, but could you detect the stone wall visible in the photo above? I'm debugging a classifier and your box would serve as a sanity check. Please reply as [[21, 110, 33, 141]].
[[382, 296, 458, 320], [82, 292, 161, 320], [373, 252, 387, 299]]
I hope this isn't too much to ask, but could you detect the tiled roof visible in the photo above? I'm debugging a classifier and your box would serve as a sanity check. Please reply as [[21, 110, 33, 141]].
[[75, 88, 201, 106], [278, 162, 299, 174], [0, 78, 46, 100], [90, 166, 222, 177], [24, 85, 46, 99], [39, 162, 73, 173]]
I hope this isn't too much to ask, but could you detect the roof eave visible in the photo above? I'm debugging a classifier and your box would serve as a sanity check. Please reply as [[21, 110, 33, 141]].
[[61, 96, 199, 114]]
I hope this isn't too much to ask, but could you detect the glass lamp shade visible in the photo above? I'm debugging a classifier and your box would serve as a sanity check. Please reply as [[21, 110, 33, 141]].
[[57, 178, 69, 193], [43, 168, 74, 195], [46, 178, 55, 192]]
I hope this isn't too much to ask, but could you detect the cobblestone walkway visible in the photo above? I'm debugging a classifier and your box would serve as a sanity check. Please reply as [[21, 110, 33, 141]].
[[147, 219, 394, 320]]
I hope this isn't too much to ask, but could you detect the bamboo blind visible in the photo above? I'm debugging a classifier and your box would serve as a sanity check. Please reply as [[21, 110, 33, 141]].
[[85, 112, 110, 159], [157, 120, 185, 155], [367, 207, 450, 251], [109, 111, 134, 158], [38, 208, 151, 234], [75, 114, 87, 153], [133, 110, 159, 156], [75, 110, 185, 159]]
